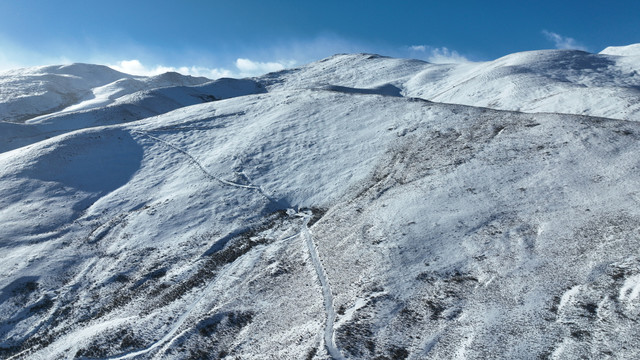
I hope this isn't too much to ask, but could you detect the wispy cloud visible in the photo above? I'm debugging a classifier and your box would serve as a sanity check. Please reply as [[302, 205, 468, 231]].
[[108, 59, 234, 78], [255, 34, 372, 64], [2, 33, 470, 79], [542, 30, 588, 51], [107, 58, 295, 79], [0, 35, 72, 71], [103, 35, 374, 78], [407, 45, 469, 64], [0, 31, 304, 78], [235, 58, 292, 77]]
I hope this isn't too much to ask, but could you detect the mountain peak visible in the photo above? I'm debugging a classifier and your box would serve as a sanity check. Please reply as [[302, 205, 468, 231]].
[[148, 71, 210, 87]]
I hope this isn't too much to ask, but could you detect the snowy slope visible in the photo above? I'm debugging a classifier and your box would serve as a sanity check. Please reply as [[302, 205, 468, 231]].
[[0, 73, 265, 153], [0, 64, 132, 123], [263, 47, 640, 121], [406, 49, 640, 120], [0, 63, 215, 126], [2, 47, 640, 359], [600, 44, 640, 56], [26, 77, 265, 132]]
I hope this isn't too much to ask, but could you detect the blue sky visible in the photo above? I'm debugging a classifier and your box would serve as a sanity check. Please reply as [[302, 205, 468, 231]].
[[0, 0, 638, 77]]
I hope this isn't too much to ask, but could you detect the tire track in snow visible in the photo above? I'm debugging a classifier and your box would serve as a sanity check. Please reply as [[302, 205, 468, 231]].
[[132, 130, 275, 202], [297, 211, 345, 360]]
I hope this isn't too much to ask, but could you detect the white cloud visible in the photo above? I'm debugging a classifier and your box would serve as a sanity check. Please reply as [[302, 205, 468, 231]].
[[0, 33, 385, 77], [542, 30, 588, 51], [109, 59, 149, 75], [108, 59, 234, 78], [427, 47, 469, 64], [183, 66, 234, 79], [235, 58, 289, 76], [408, 45, 469, 64], [107, 57, 296, 79]]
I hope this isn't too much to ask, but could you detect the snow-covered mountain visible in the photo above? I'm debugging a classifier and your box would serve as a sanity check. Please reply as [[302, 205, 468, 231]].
[[600, 43, 640, 56], [266, 50, 640, 121], [1, 46, 640, 359], [0, 64, 214, 123], [0, 66, 265, 153]]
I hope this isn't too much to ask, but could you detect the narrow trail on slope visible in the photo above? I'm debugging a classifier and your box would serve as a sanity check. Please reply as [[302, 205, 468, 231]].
[[95, 130, 283, 359], [112, 130, 342, 358], [132, 130, 276, 202], [296, 211, 345, 360]]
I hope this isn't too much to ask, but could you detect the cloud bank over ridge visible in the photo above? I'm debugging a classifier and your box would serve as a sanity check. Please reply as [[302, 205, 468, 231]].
[[2, 32, 472, 79]]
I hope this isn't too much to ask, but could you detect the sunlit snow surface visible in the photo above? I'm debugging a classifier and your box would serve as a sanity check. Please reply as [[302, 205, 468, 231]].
[[1, 48, 640, 359]]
